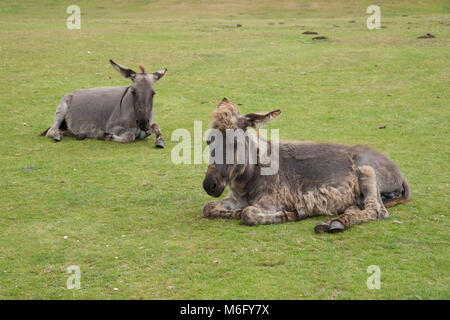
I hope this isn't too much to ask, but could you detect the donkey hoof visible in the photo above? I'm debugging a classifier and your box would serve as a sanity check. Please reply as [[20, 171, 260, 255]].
[[155, 139, 165, 148], [314, 222, 330, 234], [329, 221, 345, 233], [53, 134, 62, 142]]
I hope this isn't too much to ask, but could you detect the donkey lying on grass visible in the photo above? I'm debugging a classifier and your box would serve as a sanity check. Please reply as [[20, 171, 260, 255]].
[[202, 98, 410, 233], [41, 60, 167, 147]]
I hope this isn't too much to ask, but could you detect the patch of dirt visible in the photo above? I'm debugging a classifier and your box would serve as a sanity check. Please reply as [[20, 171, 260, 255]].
[[312, 36, 328, 40], [418, 33, 435, 39], [302, 31, 317, 34]]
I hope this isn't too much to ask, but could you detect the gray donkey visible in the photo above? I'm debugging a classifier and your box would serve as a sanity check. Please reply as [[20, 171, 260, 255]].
[[202, 98, 410, 233], [41, 60, 167, 147]]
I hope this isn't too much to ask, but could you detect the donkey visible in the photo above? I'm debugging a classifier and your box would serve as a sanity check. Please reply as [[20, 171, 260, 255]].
[[41, 60, 167, 147], [202, 98, 410, 233]]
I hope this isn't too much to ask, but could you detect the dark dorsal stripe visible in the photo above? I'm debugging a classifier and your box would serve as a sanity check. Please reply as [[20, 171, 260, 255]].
[[119, 86, 130, 110]]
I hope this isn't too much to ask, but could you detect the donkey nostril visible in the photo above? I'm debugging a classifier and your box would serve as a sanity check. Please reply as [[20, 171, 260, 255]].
[[203, 177, 221, 196], [137, 119, 149, 130]]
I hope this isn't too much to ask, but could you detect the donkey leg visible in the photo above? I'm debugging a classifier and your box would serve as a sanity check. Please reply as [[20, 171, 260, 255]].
[[104, 132, 136, 143], [314, 206, 360, 233], [150, 123, 164, 148], [241, 205, 303, 226], [135, 129, 151, 140], [45, 95, 71, 142], [203, 197, 245, 220], [103, 126, 136, 143], [315, 165, 388, 233]]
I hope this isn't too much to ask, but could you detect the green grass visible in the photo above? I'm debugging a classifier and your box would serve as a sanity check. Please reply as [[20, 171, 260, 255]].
[[0, 0, 449, 299]]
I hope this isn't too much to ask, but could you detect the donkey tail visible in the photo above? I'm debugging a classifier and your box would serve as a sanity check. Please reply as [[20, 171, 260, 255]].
[[39, 127, 50, 136], [383, 178, 410, 208]]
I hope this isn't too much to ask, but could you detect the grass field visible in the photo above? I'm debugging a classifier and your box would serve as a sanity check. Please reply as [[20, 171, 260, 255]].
[[0, 0, 449, 299]]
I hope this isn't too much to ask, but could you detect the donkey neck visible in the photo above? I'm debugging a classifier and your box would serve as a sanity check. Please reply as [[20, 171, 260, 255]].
[[119, 86, 132, 109], [230, 133, 280, 198], [229, 163, 257, 195], [116, 86, 136, 118]]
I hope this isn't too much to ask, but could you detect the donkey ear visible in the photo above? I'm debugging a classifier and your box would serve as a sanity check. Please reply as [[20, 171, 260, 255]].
[[217, 97, 230, 109], [243, 109, 282, 130], [109, 59, 136, 79], [152, 68, 167, 81]]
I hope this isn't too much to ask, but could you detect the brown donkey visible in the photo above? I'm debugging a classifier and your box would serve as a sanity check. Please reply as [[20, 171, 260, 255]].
[[202, 98, 410, 233]]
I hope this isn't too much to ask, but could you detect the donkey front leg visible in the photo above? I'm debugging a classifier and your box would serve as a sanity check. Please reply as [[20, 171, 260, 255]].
[[203, 197, 246, 220], [104, 126, 136, 143], [150, 123, 164, 148], [135, 128, 151, 140], [241, 205, 304, 226], [315, 165, 389, 233]]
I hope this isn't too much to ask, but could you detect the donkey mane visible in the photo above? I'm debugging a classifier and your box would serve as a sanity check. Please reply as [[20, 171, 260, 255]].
[[210, 106, 238, 130]]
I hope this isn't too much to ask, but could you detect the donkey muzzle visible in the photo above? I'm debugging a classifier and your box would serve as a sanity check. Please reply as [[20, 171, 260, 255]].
[[203, 176, 225, 197], [137, 119, 150, 131]]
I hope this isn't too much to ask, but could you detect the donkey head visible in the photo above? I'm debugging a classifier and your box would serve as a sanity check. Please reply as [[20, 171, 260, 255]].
[[110, 59, 167, 131], [203, 98, 281, 197]]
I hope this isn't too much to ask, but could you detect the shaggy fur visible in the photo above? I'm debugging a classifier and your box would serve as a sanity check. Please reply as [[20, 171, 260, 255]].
[[203, 99, 410, 233], [210, 98, 241, 130]]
